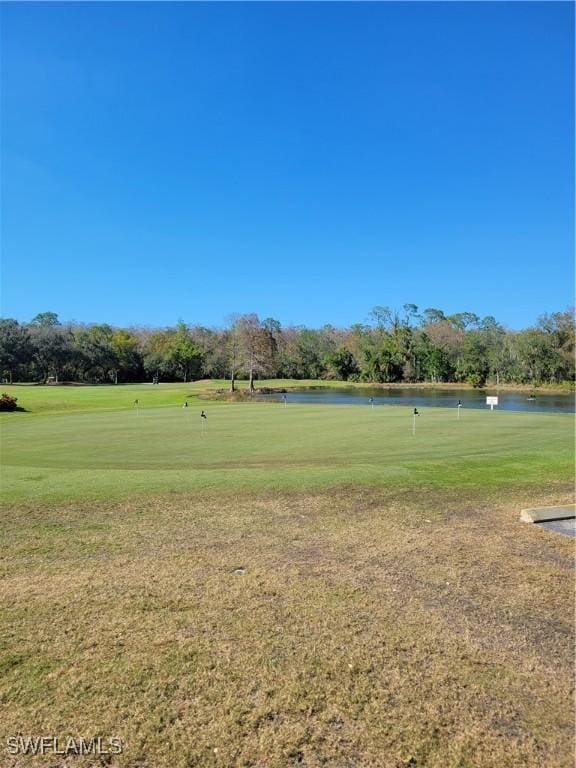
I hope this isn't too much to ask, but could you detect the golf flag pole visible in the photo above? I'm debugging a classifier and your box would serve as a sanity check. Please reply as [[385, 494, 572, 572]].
[[134, 399, 139, 417], [457, 400, 462, 420], [412, 407, 419, 435], [200, 409, 207, 435]]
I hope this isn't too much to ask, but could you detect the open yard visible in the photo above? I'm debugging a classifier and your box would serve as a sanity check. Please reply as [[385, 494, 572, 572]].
[[0, 384, 574, 767]]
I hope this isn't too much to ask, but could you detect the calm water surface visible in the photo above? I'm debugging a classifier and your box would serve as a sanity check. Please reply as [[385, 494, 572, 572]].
[[257, 387, 574, 414]]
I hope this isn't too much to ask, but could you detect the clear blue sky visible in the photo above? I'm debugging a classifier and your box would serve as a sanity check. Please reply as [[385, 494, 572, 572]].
[[1, 1, 573, 330]]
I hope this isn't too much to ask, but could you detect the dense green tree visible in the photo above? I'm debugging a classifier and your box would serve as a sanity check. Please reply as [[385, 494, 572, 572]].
[[30, 324, 74, 382], [423, 307, 446, 325], [0, 305, 572, 387], [512, 327, 568, 384], [419, 340, 454, 382], [537, 310, 575, 382], [448, 312, 480, 330], [456, 331, 490, 387], [110, 329, 142, 383], [191, 326, 228, 379], [74, 325, 119, 383], [0, 320, 33, 383], [291, 329, 329, 379], [142, 331, 171, 381], [30, 311, 61, 327], [325, 347, 359, 380], [167, 322, 202, 382]]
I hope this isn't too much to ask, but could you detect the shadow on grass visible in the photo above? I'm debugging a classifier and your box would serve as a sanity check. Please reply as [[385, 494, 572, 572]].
[[0, 406, 29, 413]]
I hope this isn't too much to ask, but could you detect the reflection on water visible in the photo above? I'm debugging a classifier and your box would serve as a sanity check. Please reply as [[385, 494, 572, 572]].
[[256, 387, 574, 414]]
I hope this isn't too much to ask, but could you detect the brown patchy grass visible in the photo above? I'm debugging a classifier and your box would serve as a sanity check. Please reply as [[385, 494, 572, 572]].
[[0, 482, 574, 768]]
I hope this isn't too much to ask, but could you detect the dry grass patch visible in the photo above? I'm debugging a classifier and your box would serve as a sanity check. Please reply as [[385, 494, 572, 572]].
[[0, 483, 574, 768]]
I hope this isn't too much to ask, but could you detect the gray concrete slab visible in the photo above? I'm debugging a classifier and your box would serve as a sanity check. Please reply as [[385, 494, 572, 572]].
[[536, 519, 576, 537], [520, 505, 576, 523]]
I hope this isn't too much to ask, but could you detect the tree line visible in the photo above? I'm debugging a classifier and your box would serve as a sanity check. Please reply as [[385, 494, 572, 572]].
[[0, 307, 573, 388]]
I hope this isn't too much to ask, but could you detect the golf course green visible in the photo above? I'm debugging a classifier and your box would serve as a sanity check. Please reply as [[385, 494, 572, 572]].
[[1, 383, 572, 502]]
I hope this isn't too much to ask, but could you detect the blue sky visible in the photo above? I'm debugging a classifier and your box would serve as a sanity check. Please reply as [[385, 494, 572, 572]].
[[1, 1, 573, 330]]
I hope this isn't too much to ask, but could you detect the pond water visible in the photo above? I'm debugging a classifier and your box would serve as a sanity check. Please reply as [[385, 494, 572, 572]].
[[256, 387, 574, 414]]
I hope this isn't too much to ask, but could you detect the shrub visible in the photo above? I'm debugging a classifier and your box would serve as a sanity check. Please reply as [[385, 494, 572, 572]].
[[465, 372, 488, 388], [0, 393, 18, 411]]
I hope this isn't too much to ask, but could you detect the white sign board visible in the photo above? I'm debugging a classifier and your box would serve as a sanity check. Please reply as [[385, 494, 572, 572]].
[[486, 396, 498, 410]]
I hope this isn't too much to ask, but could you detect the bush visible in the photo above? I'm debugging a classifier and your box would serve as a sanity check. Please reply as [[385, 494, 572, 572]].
[[467, 373, 487, 389], [0, 393, 18, 411]]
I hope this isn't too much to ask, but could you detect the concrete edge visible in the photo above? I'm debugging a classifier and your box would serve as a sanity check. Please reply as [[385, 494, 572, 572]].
[[520, 505, 576, 524]]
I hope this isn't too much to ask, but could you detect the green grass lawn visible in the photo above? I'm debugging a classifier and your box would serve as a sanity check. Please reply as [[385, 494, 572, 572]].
[[0, 386, 574, 768], [0, 380, 378, 416], [0, 381, 214, 415], [1, 398, 573, 502]]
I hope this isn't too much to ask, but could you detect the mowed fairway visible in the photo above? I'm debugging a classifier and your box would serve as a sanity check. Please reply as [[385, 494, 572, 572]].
[[0, 388, 574, 768]]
